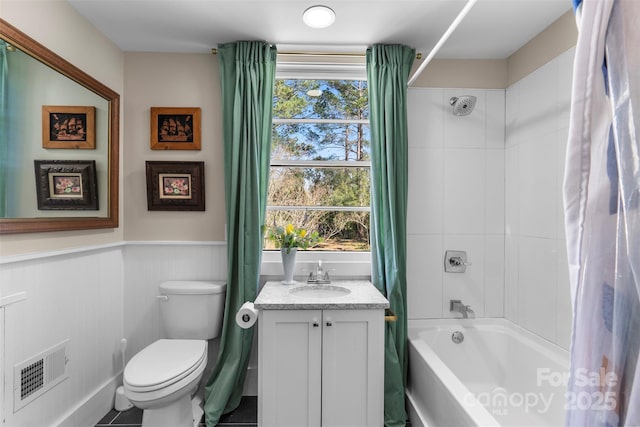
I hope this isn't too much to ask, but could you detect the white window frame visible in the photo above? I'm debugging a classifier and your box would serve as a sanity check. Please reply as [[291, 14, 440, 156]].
[[263, 64, 372, 272]]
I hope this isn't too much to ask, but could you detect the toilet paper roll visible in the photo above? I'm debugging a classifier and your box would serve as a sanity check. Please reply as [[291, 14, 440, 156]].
[[236, 302, 258, 329]]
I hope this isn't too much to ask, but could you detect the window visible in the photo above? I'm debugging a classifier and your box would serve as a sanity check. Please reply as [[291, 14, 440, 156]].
[[266, 79, 370, 251]]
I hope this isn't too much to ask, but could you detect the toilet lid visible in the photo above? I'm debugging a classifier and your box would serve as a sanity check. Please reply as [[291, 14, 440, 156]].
[[124, 339, 206, 391]]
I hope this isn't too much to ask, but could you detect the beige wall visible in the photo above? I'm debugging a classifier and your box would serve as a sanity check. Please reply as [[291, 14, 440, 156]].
[[411, 58, 508, 89], [0, 0, 125, 256], [123, 52, 226, 241]]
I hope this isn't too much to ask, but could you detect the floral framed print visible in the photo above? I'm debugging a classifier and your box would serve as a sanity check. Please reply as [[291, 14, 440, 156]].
[[145, 161, 205, 211], [34, 160, 98, 210], [42, 105, 96, 149], [150, 107, 201, 150]]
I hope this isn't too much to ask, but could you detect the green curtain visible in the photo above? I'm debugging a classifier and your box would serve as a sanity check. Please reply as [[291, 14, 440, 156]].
[[204, 41, 277, 426], [366, 44, 415, 427], [0, 41, 8, 217]]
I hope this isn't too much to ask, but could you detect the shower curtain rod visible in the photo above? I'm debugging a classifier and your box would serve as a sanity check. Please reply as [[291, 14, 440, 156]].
[[211, 48, 422, 60], [407, 0, 478, 86]]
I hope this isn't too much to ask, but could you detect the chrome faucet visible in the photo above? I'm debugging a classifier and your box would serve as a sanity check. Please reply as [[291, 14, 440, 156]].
[[307, 260, 331, 284], [450, 299, 475, 319]]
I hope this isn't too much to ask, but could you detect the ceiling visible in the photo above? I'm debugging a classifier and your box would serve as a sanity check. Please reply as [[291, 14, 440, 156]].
[[68, 0, 572, 59]]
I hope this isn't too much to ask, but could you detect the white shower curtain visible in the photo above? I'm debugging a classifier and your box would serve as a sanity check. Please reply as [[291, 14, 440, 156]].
[[564, 0, 640, 425]]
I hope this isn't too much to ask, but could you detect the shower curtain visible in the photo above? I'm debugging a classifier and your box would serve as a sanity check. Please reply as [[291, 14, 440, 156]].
[[564, 0, 640, 425], [203, 41, 276, 427]]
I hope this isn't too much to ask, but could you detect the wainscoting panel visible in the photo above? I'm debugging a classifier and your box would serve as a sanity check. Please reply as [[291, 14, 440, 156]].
[[0, 247, 124, 427]]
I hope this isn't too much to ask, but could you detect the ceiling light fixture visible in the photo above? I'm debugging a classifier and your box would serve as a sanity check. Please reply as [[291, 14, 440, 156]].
[[303, 5, 336, 29]]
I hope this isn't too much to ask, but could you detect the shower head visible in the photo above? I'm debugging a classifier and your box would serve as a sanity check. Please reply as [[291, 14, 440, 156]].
[[449, 96, 477, 116]]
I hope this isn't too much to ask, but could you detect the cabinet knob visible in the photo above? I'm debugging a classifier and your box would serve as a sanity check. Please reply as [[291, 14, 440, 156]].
[[312, 320, 320, 327], [325, 321, 333, 327]]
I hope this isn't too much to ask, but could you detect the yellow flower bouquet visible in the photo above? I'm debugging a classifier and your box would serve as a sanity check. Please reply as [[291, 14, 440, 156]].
[[266, 223, 321, 253]]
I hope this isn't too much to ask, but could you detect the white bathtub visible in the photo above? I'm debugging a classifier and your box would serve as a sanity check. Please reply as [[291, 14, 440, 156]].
[[407, 319, 569, 427]]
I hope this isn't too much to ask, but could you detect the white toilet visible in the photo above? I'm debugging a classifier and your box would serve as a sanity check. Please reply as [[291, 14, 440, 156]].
[[123, 280, 226, 427]]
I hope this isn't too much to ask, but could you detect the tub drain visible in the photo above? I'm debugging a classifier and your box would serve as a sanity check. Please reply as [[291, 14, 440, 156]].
[[451, 331, 464, 344]]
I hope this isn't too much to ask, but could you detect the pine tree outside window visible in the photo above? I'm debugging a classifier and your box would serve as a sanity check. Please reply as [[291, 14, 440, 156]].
[[266, 79, 370, 252]]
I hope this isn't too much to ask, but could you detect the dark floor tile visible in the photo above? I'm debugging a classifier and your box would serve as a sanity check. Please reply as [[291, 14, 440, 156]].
[[96, 396, 257, 427], [110, 407, 143, 424], [217, 396, 257, 424], [95, 409, 120, 425]]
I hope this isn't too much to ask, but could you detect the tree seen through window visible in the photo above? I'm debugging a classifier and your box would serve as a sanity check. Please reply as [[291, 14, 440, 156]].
[[267, 79, 370, 251]]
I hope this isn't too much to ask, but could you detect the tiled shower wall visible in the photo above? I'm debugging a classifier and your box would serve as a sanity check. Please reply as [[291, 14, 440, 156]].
[[505, 47, 575, 350], [406, 88, 506, 320], [406, 47, 575, 351]]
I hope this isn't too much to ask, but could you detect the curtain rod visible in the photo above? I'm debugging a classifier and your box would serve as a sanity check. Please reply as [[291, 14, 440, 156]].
[[407, 0, 478, 86], [210, 48, 422, 60]]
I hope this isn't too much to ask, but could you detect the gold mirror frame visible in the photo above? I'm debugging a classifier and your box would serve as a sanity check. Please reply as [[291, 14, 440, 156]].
[[0, 18, 119, 234]]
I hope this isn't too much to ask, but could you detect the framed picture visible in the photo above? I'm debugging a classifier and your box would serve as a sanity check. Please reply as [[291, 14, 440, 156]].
[[42, 105, 96, 149], [145, 161, 205, 211], [150, 107, 201, 150], [34, 160, 98, 210]]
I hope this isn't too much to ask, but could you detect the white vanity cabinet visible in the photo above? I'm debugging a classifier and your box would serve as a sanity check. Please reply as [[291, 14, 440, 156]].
[[258, 308, 384, 427], [254, 280, 389, 427]]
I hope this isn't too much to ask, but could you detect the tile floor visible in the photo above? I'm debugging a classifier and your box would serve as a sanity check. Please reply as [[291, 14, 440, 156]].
[[95, 395, 257, 427], [95, 394, 413, 426]]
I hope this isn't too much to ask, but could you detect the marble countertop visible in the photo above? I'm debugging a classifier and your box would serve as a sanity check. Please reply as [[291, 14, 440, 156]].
[[254, 280, 389, 310]]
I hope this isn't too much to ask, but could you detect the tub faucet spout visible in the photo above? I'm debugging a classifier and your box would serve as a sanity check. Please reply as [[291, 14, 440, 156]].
[[450, 299, 475, 319]]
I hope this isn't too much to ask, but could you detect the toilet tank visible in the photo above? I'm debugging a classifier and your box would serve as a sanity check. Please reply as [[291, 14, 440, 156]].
[[158, 280, 227, 339]]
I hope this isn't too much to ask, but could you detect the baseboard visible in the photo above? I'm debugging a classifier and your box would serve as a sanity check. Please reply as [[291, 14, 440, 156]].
[[56, 376, 119, 427]]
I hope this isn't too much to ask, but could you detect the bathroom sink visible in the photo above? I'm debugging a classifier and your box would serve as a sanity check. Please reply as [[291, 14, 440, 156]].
[[289, 285, 351, 298]]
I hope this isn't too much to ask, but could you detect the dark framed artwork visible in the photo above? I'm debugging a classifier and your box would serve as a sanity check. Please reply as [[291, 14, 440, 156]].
[[150, 107, 201, 150], [145, 161, 205, 211], [42, 105, 96, 149], [34, 160, 98, 210]]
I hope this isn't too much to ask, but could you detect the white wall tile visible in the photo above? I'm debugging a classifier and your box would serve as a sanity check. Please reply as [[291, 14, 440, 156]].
[[556, 127, 569, 240], [517, 60, 559, 141], [518, 237, 558, 342], [485, 236, 505, 317], [556, 240, 572, 350], [504, 235, 519, 322], [407, 88, 444, 148], [487, 90, 506, 148], [443, 149, 486, 235], [485, 150, 505, 235], [407, 148, 444, 234], [518, 136, 557, 239], [505, 145, 520, 236], [505, 83, 522, 147], [406, 234, 444, 319]]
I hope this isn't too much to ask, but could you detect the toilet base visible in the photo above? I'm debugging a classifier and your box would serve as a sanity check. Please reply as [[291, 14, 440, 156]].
[[141, 394, 194, 427]]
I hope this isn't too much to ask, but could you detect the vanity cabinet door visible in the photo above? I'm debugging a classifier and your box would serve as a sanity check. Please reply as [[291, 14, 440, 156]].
[[259, 309, 322, 427], [321, 309, 384, 427], [258, 308, 384, 427]]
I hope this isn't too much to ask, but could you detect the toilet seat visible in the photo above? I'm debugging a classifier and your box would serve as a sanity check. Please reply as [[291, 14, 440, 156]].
[[124, 339, 207, 393]]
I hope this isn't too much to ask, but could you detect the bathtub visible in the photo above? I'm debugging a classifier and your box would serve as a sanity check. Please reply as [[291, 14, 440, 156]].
[[407, 319, 569, 427]]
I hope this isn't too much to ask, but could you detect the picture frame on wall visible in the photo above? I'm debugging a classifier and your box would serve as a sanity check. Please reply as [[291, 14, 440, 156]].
[[150, 107, 201, 150], [34, 160, 99, 210], [145, 161, 205, 211], [42, 105, 96, 149]]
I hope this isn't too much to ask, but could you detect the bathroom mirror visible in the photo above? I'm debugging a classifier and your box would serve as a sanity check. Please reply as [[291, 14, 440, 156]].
[[0, 18, 119, 234]]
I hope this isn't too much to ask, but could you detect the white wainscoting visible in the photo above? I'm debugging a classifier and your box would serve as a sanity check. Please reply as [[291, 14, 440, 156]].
[[0, 246, 124, 427]]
